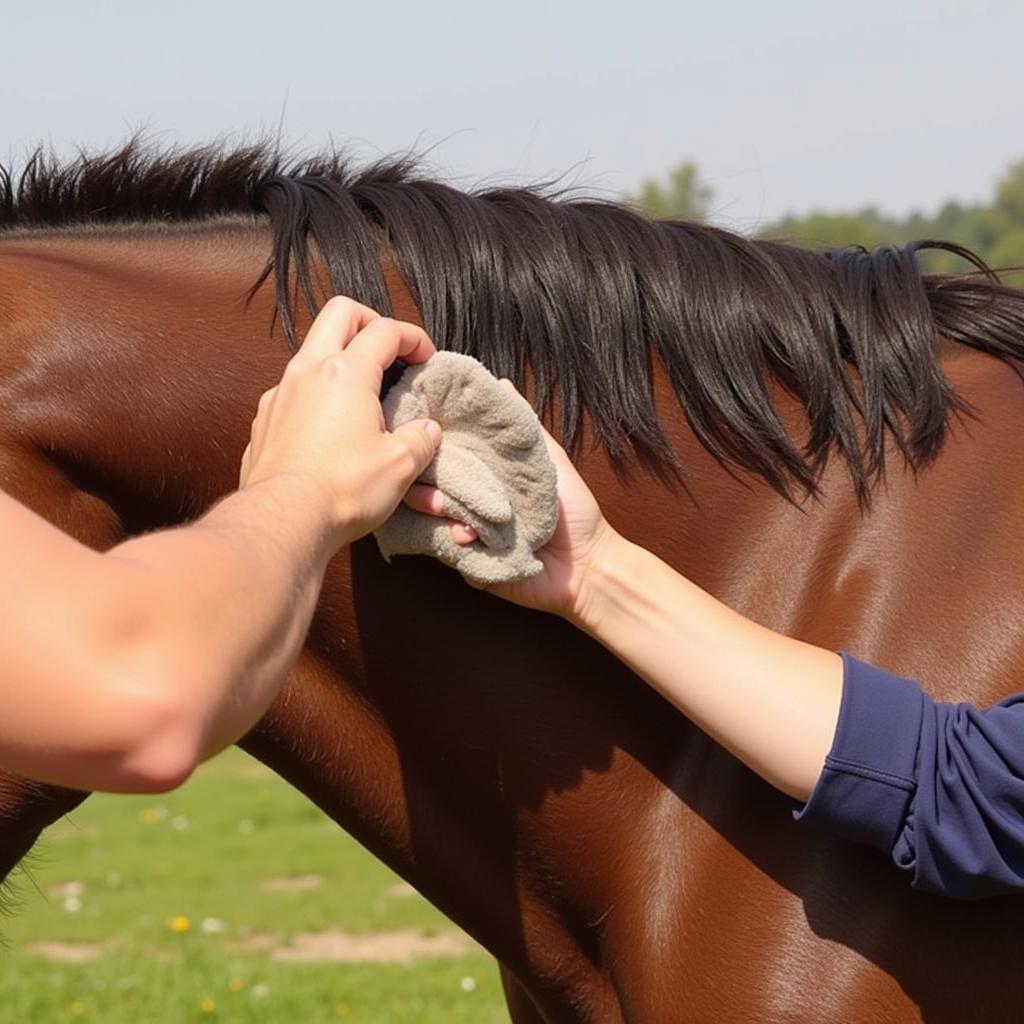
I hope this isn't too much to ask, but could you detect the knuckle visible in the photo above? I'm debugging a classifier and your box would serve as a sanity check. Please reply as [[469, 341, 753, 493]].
[[324, 295, 355, 314], [281, 355, 307, 380], [320, 354, 350, 380]]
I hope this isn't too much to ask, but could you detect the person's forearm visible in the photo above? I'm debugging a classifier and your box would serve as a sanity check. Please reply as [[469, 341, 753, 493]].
[[101, 473, 336, 764], [571, 532, 843, 800], [1, 473, 335, 793], [1, 299, 441, 794]]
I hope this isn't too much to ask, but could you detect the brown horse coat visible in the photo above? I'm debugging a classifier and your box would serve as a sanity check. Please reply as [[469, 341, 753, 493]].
[[3, 145, 1024, 1022]]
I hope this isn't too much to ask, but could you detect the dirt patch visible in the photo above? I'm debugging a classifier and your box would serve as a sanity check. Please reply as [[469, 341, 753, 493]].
[[384, 880, 417, 899], [262, 874, 324, 893], [229, 932, 278, 952], [25, 940, 104, 962], [272, 928, 471, 964], [48, 880, 84, 899]]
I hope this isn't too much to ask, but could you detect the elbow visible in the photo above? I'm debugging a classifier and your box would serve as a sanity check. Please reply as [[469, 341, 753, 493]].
[[92, 668, 206, 794], [118, 728, 200, 794], [75, 589, 208, 793]]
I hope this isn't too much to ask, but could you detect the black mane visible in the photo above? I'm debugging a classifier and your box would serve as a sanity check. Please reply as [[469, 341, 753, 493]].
[[5, 138, 1024, 500], [0, 139, 313, 229]]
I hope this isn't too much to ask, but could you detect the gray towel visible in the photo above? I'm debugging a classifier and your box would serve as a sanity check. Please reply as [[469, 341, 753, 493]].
[[374, 352, 558, 584]]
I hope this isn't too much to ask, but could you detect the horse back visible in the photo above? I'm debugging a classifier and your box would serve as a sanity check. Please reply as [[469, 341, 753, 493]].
[[4, 233, 1024, 1021], [302, 341, 1024, 1022], [553, 344, 1024, 1021]]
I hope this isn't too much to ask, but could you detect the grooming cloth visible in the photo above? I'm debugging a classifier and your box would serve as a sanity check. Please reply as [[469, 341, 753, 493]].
[[374, 352, 558, 584]]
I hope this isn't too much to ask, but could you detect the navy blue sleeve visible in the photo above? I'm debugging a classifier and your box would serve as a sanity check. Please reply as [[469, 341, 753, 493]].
[[795, 652, 1024, 899]]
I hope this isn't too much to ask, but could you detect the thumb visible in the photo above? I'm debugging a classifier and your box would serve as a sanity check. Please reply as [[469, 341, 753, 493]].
[[391, 418, 442, 482]]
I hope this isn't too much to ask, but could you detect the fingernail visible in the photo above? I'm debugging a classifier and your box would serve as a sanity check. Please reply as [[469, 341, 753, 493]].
[[424, 420, 442, 444]]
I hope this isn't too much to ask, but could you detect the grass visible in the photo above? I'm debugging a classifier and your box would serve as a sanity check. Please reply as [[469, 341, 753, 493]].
[[0, 748, 509, 1022]]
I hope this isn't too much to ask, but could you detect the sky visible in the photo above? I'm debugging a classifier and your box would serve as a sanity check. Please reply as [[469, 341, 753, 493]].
[[3, 0, 1023, 232]]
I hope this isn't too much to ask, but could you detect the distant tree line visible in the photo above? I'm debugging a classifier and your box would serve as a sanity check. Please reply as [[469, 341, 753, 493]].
[[628, 159, 1024, 280]]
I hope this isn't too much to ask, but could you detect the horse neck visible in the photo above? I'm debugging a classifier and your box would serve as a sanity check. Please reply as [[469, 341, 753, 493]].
[[0, 224, 288, 887], [7, 223, 1024, 1019], [0, 224, 290, 527]]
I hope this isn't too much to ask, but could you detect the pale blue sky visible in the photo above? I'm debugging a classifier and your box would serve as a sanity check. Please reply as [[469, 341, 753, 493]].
[[3, 0, 1022, 230]]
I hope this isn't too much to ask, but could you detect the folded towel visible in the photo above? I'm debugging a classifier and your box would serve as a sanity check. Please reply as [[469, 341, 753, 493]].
[[374, 352, 559, 584]]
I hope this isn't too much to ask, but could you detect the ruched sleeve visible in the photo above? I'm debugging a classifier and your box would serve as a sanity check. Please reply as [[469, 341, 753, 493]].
[[795, 652, 1024, 899]]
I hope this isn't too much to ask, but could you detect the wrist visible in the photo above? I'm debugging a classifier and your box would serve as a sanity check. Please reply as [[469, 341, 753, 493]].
[[229, 472, 342, 558], [566, 526, 638, 632]]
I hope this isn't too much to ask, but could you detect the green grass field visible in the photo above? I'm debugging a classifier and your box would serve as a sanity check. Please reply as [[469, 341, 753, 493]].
[[0, 748, 509, 1022]]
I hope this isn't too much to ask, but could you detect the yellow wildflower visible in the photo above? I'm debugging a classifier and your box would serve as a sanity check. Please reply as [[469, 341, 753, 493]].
[[335, 1002, 351, 1017], [200, 997, 216, 1014], [227, 977, 245, 993], [167, 915, 190, 934]]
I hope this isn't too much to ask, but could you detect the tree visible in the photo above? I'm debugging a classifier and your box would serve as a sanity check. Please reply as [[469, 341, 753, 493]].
[[755, 157, 1024, 283], [995, 160, 1024, 224], [629, 161, 712, 222], [763, 209, 898, 251], [626, 154, 1024, 283]]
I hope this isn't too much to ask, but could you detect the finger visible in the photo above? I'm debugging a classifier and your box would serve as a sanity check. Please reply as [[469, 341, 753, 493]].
[[403, 485, 477, 542], [390, 419, 442, 485], [290, 296, 382, 369], [344, 317, 436, 388], [451, 522, 478, 545], [404, 483, 447, 517]]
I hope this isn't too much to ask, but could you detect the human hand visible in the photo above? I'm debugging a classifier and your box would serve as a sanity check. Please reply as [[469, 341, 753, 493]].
[[240, 297, 440, 547], [404, 402, 619, 620]]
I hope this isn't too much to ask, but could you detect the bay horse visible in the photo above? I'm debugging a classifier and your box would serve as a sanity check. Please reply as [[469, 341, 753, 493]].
[[3, 141, 1024, 1023]]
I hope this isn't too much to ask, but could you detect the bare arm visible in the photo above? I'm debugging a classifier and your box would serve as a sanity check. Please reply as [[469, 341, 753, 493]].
[[570, 530, 843, 800], [569, 507, 1024, 900], [415, 418, 1024, 898], [0, 477, 333, 793], [407, 426, 842, 801], [0, 298, 441, 794]]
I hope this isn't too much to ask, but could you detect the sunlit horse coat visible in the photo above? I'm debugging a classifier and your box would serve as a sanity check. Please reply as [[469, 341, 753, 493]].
[[3, 142, 1024, 1022]]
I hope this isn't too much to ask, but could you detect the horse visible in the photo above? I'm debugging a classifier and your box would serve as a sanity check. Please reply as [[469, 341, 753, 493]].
[[3, 140, 1024, 1024]]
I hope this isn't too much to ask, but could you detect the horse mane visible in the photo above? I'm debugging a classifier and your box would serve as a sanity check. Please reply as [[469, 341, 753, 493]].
[[5, 137, 1024, 500]]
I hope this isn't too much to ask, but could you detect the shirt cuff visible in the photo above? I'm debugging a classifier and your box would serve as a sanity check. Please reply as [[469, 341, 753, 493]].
[[794, 651, 925, 854]]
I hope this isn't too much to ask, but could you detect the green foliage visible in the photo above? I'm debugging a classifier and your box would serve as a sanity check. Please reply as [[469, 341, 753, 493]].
[[767, 208, 898, 251], [996, 160, 1024, 223], [629, 160, 713, 221], [630, 157, 1024, 282], [759, 159, 1024, 281], [1, 748, 507, 1023]]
